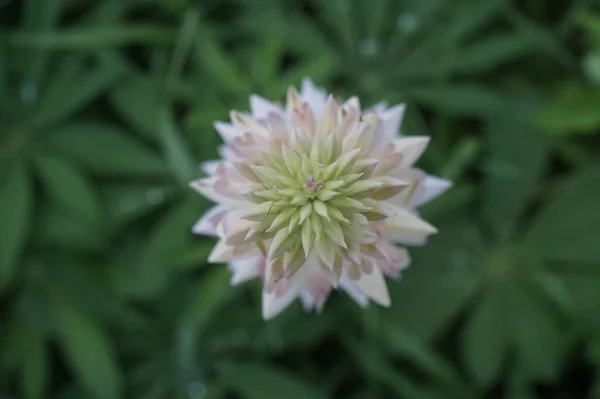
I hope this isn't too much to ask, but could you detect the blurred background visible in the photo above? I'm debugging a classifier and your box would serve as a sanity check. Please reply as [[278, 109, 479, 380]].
[[1, 0, 600, 398]]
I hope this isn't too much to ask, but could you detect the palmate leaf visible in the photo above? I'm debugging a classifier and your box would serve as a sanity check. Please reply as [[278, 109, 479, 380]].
[[0, 162, 32, 290], [462, 285, 509, 388], [47, 287, 122, 399], [534, 84, 600, 135], [32, 55, 125, 127], [109, 72, 162, 140], [48, 121, 169, 177], [409, 85, 509, 118], [525, 164, 600, 263], [19, 319, 49, 399], [218, 361, 326, 399], [35, 150, 101, 223], [482, 95, 549, 241]]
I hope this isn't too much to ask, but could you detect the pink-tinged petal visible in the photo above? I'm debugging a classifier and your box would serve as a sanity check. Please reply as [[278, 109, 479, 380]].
[[200, 160, 220, 175], [367, 101, 388, 114], [250, 94, 283, 118], [221, 207, 255, 245], [262, 266, 309, 320], [384, 206, 438, 238], [230, 256, 264, 285], [189, 178, 247, 208], [391, 235, 428, 246], [300, 78, 328, 117], [338, 278, 369, 307], [379, 103, 406, 144], [352, 266, 390, 306], [214, 121, 238, 142], [409, 174, 452, 208], [192, 205, 227, 236], [208, 239, 261, 263], [378, 246, 411, 278], [299, 264, 334, 311], [393, 136, 430, 169]]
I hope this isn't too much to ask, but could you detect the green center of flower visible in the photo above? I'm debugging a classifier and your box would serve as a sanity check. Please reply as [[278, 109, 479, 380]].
[[234, 113, 405, 283]]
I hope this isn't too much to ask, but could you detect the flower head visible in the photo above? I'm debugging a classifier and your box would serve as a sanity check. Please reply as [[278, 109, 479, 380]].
[[191, 78, 451, 319]]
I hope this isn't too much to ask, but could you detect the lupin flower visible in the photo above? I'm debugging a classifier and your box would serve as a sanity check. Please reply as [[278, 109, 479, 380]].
[[191, 79, 451, 320]]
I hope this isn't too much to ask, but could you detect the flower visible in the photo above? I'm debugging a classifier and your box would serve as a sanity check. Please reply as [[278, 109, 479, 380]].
[[191, 78, 451, 320]]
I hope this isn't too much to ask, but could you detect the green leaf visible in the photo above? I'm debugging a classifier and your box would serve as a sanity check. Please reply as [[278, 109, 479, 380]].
[[176, 267, 232, 383], [20, 321, 48, 399], [108, 73, 161, 139], [48, 289, 122, 399], [453, 33, 538, 73], [410, 85, 508, 117], [48, 122, 169, 177], [102, 183, 177, 231], [193, 23, 250, 95], [341, 336, 425, 398], [7, 26, 175, 49], [118, 198, 201, 297], [462, 286, 508, 388], [383, 322, 473, 398], [534, 85, 600, 134], [35, 151, 100, 222], [526, 165, 600, 263], [0, 162, 32, 290], [159, 107, 197, 186], [509, 283, 564, 380], [483, 97, 549, 241], [36, 206, 107, 252], [220, 361, 326, 399], [34, 56, 124, 126]]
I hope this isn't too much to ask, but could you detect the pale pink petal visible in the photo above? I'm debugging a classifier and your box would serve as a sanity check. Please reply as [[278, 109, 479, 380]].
[[299, 273, 334, 311], [383, 206, 438, 239], [262, 266, 309, 320], [208, 238, 261, 263], [392, 235, 428, 246], [192, 205, 227, 236], [409, 174, 452, 208], [300, 78, 328, 117], [200, 160, 220, 175], [230, 256, 263, 285], [393, 136, 430, 169], [214, 121, 238, 142], [189, 178, 247, 208], [379, 104, 406, 144], [339, 278, 369, 308], [367, 101, 389, 114], [249, 94, 283, 118], [352, 266, 390, 306]]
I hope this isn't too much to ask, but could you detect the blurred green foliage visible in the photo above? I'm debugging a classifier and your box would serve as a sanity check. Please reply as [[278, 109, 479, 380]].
[[1, 0, 600, 398]]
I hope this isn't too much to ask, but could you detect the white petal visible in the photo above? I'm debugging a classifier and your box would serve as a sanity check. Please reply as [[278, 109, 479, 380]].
[[192, 205, 227, 236], [384, 206, 438, 238], [300, 78, 328, 117], [200, 160, 220, 175], [379, 103, 406, 144], [393, 136, 430, 169], [339, 278, 369, 308], [249, 94, 283, 118], [351, 266, 391, 307], [208, 239, 260, 263], [368, 101, 389, 114], [409, 174, 452, 208], [208, 238, 235, 262], [230, 256, 263, 285], [189, 178, 247, 208], [214, 121, 238, 142], [262, 266, 309, 320], [392, 235, 428, 246]]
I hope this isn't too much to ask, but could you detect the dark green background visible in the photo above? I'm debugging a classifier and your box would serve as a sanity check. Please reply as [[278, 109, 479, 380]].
[[2, 0, 600, 398]]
